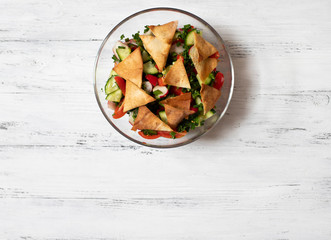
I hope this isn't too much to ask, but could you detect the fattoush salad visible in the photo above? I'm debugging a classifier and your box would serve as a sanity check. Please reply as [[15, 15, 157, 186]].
[[104, 21, 224, 139]]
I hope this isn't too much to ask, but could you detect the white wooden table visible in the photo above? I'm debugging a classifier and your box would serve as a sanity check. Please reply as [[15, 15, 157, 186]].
[[1, 0, 331, 239]]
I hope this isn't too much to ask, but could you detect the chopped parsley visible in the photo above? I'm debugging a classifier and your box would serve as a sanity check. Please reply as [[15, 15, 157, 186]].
[[194, 103, 204, 112], [142, 129, 158, 136], [177, 113, 204, 132], [127, 108, 138, 119], [120, 34, 125, 40], [170, 131, 176, 139], [144, 25, 150, 33], [153, 89, 163, 96], [132, 31, 143, 47], [118, 46, 125, 49], [112, 55, 120, 63]]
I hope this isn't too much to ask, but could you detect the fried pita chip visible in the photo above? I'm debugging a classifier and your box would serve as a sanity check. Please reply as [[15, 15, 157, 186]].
[[190, 46, 218, 84], [160, 92, 191, 110], [164, 104, 195, 129], [200, 84, 221, 114], [163, 58, 191, 88], [149, 21, 178, 44], [193, 32, 218, 62], [113, 48, 143, 88], [132, 106, 173, 132], [123, 81, 155, 112], [140, 35, 171, 72]]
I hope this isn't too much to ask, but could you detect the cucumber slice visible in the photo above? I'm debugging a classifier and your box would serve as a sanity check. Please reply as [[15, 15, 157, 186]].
[[173, 31, 181, 40], [143, 61, 158, 74], [197, 73, 213, 86], [106, 89, 123, 102], [204, 110, 215, 120], [162, 65, 171, 76], [159, 111, 168, 123], [110, 69, 118, 76], [204, 74, 213, 85], [105, 76, 119, 95], [194, 115, 205, 127], [116, 46, 131, 61], [142, 50, 150, 62], [195, 97, 202, 105], [185, 29, 202, 46]]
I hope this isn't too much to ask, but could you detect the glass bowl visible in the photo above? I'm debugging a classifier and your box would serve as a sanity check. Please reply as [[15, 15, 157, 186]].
[[94, 7, 234, 148]]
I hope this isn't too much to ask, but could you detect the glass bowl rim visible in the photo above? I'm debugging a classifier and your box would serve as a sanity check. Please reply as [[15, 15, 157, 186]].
[[94, 7, 235, 149]]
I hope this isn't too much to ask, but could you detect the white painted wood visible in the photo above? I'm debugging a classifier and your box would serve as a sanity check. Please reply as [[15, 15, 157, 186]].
[[1, 0, 331, 239]]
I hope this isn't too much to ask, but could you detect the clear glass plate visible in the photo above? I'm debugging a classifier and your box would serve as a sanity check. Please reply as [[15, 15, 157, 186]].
[[94, 7, 234, 148]]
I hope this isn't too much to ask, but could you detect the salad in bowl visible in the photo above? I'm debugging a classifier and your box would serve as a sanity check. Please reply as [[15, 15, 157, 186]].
[[104, 20, 225, 140]]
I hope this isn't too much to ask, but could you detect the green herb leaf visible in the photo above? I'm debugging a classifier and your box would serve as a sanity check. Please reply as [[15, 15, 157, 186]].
[[118, 46, 125, 49], [170, 131, 176, 139], [142, 129, 158, 136], [120, 34, 125, 40], [132, 31, 143, 47], [112, 55, 120, 63], [153, 89, 163, 96], [144, 25, 150, 33]]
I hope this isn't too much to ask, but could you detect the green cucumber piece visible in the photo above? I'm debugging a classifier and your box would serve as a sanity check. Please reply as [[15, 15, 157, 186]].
[[159, 111, 168, 123], [173, 31, 181, 40], [106, 89, 123, 102], [185, 29, 202, 46], [110, 69, 118, 76], [204, 74, 213, 85], [204, 110, 215, 120], [194, 115, 205, 127], [143, 61, 158, 74], [142, 50, 150, 62], [105, 76, 119, 95], [162, 65, 171, 76], [116, 46, 131, 61], [197, 73, 213, 86], [195, 97, 202, 105]]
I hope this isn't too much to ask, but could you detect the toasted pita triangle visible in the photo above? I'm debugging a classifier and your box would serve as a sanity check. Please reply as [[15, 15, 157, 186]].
[[132, 106, 173, 132], [149, 21, 178, 44], [163, 58, 191, 88], [160, 92, 191, 110], [164, 104, 195, 129], [123, 81, 155, 112], [190, 46, 218, 83], [193, 32, 218, 62], [140, 35, 171, 72], [113, 48, 143, 88], [200, 84, 221, 114]]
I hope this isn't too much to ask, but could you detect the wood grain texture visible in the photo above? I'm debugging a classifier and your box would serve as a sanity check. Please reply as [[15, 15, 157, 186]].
[[1, 0, 331, 239]]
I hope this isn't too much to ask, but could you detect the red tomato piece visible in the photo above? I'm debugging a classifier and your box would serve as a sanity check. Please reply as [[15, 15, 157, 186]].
[[145, 74, 158, 87], [158, 77, 166, 86], [176, 55, 184, 62], [114, 76, 126, 96], [138, 131, 160, 139], [213, 72, 224, 90], [173, 39, 184, 45], [210, 51, 220, 59], [112, 100, 126, 119], [190, 107, 198, 113], [187, 26, 195, 33], [170, 86, 184, 96]]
